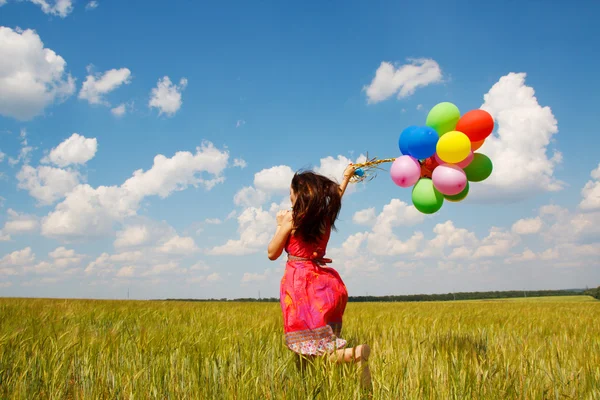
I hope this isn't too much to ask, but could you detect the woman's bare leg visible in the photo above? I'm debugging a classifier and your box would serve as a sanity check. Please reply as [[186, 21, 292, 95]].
[[329, 344, 372, 389]]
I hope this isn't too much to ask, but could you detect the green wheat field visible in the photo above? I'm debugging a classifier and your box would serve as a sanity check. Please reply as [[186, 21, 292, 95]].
[[1, 296, 599, 399]]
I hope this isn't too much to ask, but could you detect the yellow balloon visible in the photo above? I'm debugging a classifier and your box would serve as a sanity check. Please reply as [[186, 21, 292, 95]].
[[436, 131, 471, 163]]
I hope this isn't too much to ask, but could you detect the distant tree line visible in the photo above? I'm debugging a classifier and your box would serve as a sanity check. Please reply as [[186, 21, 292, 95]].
[[161, 288, 596, 303], [584, 286, 600, 300]]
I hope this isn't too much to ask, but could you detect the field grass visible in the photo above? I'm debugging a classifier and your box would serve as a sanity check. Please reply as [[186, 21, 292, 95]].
[[1, 296, 599, 399]]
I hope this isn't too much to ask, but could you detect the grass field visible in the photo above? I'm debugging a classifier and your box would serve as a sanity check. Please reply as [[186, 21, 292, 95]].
[[1, 296, 599, 399]]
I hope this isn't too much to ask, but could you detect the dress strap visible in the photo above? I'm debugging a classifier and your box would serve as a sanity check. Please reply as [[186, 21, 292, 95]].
[[287, 254, 333, 266]]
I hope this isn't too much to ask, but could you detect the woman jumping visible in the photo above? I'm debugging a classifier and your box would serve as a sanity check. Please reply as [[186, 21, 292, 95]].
[[267, 163, 372, 389]]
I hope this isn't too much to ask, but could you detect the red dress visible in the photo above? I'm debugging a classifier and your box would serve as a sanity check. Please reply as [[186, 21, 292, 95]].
[[279, 224, 349, 355]]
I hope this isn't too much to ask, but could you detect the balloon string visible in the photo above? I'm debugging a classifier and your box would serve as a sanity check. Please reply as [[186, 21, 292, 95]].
[[350, 156, 397, 183]]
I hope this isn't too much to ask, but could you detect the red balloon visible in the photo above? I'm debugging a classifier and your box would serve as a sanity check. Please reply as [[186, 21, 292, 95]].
[[420, 156, 439, 179], [456, 109, 494, 142]]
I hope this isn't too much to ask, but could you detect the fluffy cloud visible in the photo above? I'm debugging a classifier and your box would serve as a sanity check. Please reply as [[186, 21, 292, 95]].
[[0, 247, 35, 276], [254, 165, 295, 194], [353, 208, 376, 226], [79, 67, 131, 105], [511, 217, 542, 235], [0, 27, 75, 121], [579, 163, 600, 210], [29, 0, 74, 17], [85, 1, 98, 10], [364, 58, 443, 103], [41, 141, 229, 239], [472, 72, 563, 200], [149, 76, 187, 116], [17, 165, 81, 206], [41, 133, 98, 167], [157, 235, 198, 255], [207, 206, 276, 255], [2, 209, 39, 234]]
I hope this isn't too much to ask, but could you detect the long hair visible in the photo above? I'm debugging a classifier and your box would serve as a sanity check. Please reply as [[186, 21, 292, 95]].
[[291, 170, 342, 244]]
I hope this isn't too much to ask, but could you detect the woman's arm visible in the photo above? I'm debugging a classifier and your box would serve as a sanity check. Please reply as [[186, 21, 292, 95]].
[[267, 210, 293, 260], [338, 163, 356, 198]]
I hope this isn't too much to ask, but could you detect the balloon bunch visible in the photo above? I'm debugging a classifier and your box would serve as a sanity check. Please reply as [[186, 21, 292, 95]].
[[352, 102, 494, 214], [393, 102, 494, 213]]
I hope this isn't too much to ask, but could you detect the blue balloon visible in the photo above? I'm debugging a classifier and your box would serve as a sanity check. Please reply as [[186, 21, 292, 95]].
[[407, 126, 438, 159], [399, 125, 419, 156], [355, 168, 364, 177]]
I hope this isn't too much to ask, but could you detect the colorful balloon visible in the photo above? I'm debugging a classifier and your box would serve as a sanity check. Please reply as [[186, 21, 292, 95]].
[[471, 139, 485, 151], [434, 150, 473, 168], [412, 178, 444, 214], [456, 109, 494, 142], [444, 182, 469, 202], [355, 168, 364, 177], [407, 126, 438, 160], [456, 151, 474, 168], [420, 156, 439, 179], [463, 153, 493, 182], [432, 164, 467, 196], [390, 155, 421, 187], [399, 126, 419, 156], [435, 131, 471, 164], [426, 102, 460, 136]]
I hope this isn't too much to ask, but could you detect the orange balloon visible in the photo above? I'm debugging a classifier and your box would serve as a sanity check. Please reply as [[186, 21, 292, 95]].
[[471, 139, 485, 151], [456, 109, 494, 142]]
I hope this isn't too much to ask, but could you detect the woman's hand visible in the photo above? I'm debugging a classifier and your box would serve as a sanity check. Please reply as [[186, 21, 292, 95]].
[[343, 163, 356, 180], [277, 209, 293, 227]]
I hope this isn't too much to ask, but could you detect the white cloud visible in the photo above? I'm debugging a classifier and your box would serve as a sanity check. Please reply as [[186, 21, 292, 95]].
[[157, 235, 198, 255], [41, 133, 98, 167], [254, 165, 295, 194], [85, 1, 98, 10], [79, 66, 131, 105], [236, 120, 246, 128], [580, 163, 600, 211], [3, 209, 39, 234], [233, 158, 247, 168], [116, 266, 135, 278], [313, 154, 366, 186], [17, 165, 81, 206], [149, 76, 188, 116], [415, 220, 478, 258], [41, 141, 229, 239], [29, 0, 74, 17], [472, 228, 520, 258], [206, 272, 221, 282], [205, 218, 222, 225], [114, 224, 151, 248], [473, 72, 563, 200], [233, 187, 269, 208], [353, 208, 376, 226], [0, 27, 75, 121], [0, 150, 5, 162], [363, 58, 443, 103], [111, 104, 127, 117], [207, 206, 275, 255], [511, 217, 542, 235], [242, 269, 271, 283], [0, 230, 10, 241], [0, 247, 35, 268]]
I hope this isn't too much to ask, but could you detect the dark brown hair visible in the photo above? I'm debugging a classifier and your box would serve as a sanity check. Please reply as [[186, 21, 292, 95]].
[[291, 170, 342, 243]]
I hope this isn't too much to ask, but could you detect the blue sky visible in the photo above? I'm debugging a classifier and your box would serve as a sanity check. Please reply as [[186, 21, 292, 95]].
[[1, 0, 599, 299]]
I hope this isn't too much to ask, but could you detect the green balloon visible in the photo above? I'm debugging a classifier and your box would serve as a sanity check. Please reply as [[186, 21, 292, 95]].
[[444, 182, 469, 202], [426, 102, 460, 136], [412, 178, 444, 214], [463, 153, 493, 182]]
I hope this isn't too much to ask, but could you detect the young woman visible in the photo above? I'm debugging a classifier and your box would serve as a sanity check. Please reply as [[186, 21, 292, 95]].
[[267, 163, 372, 389]]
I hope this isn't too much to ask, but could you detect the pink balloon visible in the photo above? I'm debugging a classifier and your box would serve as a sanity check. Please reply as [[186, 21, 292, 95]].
[[432, 164, 467, 195], [435, 151, 473, 168], [390, 155, 421, 187]]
